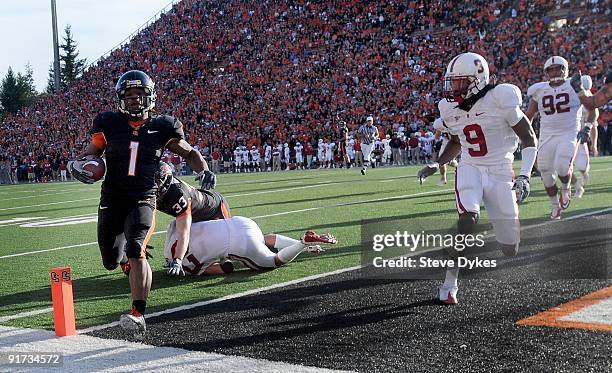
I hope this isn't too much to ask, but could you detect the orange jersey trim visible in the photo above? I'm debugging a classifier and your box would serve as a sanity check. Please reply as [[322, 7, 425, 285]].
[[91, 132, 107, 150]]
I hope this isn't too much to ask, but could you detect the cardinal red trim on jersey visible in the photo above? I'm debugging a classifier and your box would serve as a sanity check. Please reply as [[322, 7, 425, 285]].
[[454, 169, 467, 214]]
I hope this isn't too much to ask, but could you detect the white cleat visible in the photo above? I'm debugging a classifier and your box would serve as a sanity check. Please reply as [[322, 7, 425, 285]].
[[550, 204, 562, 220], [559, 187, 571, 210], [574, 184, 585, 199], [439, 285, 458, 305], [303, 245, 323, 253], [437, 179, 447, 186], [120, 311, 146, 340]]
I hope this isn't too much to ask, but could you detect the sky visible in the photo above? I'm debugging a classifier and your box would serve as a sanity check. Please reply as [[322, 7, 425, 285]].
[[0, 0, 174, 92]]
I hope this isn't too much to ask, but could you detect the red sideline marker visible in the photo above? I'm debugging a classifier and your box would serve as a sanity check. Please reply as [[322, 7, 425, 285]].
[[49, 267, 76, 336]]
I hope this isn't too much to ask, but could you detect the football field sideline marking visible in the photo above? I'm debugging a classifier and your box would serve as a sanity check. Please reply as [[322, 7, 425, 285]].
[[0, 325, 346, 373]]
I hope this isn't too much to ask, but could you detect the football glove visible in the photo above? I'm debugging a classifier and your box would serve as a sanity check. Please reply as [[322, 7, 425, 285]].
[[69, 155, 96, 184], [576, 124, 592, 144], [164, 258, 185, 276], [196, 170, 217, 190], [512, 175, 530, 205], [569, 71, 584, 94], [417, 162, 439, 184]]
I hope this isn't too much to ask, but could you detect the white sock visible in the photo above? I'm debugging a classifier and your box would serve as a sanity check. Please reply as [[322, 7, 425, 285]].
[[549, 194, 559, 207], [443, 267, 459, 288], [273, 234, 300, 249], [276, 242, 306, 265], [560, 179, 570, 190]]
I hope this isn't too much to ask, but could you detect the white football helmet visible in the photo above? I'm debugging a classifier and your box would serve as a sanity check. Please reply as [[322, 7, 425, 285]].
[[581, 75, 592, 91], [444, 52, 490, 102], [366, 116, 374, 124], [543, 56, 568, 83]]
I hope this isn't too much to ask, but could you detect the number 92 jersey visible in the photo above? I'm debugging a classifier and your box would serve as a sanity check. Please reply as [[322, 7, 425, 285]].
[[438, 84, 523, 167], [90, 112, 184, 199], [527, 79, 582, 138]]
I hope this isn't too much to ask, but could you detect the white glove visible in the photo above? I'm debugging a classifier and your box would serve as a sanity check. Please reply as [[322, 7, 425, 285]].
[[164, 258, 185, 276]]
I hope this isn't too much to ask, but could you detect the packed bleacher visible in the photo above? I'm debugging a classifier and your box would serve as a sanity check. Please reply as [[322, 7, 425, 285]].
[[0, 0, 609, 182]]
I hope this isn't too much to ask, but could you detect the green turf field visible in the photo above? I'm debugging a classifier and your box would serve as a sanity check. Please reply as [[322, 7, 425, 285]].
[[1, 158, 611, 330]]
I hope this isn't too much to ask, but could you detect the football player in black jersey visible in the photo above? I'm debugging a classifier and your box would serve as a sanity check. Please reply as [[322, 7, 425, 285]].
[[156, 162, 231, 276], [69, 70, 217, 338]]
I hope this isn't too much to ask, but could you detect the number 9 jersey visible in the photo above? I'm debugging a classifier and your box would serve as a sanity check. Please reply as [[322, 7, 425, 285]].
[[90, 112, 185, 199], [438, 83, 524, 168], [527, 79, 583, 138]]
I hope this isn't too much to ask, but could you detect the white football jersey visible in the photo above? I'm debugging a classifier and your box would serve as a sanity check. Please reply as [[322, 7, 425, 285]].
[[164, 220, 231, 274], [438, 84, 523, 167], [265, 145, 272, 160], [527, 79, 583, 138], [250, 149, 260, 161], [325, 142, 335, 154], [295, 144, 303, 155]]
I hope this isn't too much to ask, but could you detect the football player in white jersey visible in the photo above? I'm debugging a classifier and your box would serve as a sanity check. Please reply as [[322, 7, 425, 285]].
[[233, 147, 242, 173], [295, 142, 304, 169], [241, 146, 250, 172], [382, 134, 392, 165], [163, 217, 337, 275], [264, 143, 272, 172], [317, 139, 325, 168], [250, 146, 261, 172], [418, 52, 538, 305], [573, 75, 599, 198], [324, 140, 336, 168], [525, 56, 587, 219]]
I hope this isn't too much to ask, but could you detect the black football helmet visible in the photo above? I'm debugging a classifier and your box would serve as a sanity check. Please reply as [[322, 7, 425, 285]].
[[156, 162, 173, 197], [115, 70, 156, 119]]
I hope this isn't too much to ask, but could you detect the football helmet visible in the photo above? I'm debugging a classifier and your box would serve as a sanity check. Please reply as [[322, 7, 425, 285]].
[[543, 56, 568, 83], [155, 162, 173, 196], [366, 116, 374, 124], [443, 52, 490, 103], [116, 70, 157, 119]]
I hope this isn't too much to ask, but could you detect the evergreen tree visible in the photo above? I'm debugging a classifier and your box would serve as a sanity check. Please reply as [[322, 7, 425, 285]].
[[0, 68, 21, 114], [17, 63, 37, 106], [59, 25, 86, 88], [46, 63, 58, 94]]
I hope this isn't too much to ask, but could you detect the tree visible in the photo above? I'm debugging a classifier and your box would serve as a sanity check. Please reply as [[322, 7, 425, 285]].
[[46, 63, 58, 94], [0, 64, 38, 116], [60, 25, 86, 88]]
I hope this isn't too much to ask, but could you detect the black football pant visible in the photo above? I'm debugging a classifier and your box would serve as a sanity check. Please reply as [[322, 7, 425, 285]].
[[97, 194, 156, 271]]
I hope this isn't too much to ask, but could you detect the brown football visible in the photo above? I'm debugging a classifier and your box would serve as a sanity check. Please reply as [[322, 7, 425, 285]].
[[82, 156, 106, 182]]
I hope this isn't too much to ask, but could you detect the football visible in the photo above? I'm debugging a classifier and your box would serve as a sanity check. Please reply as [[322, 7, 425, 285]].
[[82, 155, 106, 182]]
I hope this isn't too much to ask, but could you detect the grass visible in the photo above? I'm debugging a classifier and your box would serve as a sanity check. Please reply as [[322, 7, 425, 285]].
[[0, 158, 611, 329]]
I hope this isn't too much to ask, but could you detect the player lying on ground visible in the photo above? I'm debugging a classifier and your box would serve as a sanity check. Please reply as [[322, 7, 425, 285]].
[[163, 216, 337, 276]]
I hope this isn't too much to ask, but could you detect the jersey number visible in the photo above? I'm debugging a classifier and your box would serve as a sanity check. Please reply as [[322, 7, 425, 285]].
[[128, 141, 139, 176], [172, 196, 188, 214], [542, 93, 570, 115], [463, 124, 488, 157]]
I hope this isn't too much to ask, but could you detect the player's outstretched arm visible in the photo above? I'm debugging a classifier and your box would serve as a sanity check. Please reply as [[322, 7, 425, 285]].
[[417, 134, 461, 183], [166, 139, 217, 189], [576, 71, 612, 109], [166, 211, 192, 276], [511, 116, 538, 204]]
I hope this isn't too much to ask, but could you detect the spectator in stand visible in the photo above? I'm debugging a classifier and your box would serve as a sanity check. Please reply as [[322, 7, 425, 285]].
[[211, 148, 221, 173]]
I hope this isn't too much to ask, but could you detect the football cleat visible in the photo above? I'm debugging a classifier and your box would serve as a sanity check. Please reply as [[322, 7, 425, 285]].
[[550, 204, 562, 220], [574, 184, 584, 199], [437, 178, 447, 186], [303, 245, 324, 253], [302, 230, 337, 245], [120, 307, 146, 339], [439, 285, 458, 305], [559, 187, 571, 209], [361, 168, 366, 175]]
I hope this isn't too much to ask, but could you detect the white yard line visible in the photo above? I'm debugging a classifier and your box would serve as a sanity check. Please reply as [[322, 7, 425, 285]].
[[0, 308, 54, 323], [0, 198, 99, 211], [0, 325, 347, 373]]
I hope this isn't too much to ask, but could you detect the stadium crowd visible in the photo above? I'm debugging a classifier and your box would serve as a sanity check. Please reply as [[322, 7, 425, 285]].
[[0, 0, 610, 182]]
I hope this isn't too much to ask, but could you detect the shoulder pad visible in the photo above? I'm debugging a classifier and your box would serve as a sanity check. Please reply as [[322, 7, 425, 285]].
[[152, 115, 182, 129], [491, 83, 522, 108], [433, 118, 445, 131], [526, 82, 547, 98]]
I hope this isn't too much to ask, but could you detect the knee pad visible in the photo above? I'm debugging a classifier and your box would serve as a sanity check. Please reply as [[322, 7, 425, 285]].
[[457, 212, 479, 235]]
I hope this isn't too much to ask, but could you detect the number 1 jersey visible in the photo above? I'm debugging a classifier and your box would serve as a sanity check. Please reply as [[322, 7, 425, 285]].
[[437, 84, 523, 167], [90, 112, 184, 199]]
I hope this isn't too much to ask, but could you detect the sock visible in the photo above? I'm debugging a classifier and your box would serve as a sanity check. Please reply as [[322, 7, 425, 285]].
[[443, 267, 459, 288], [276, 242, 306, 265], [273, 234, 300, 249], [560, 179, 570, 190], [132, 300, 146, 316], [549, 194, 559, 207]]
